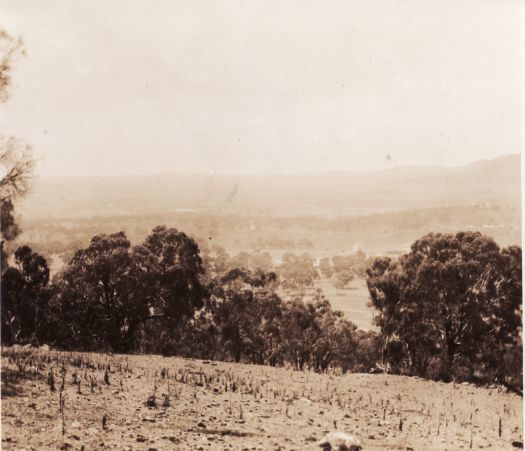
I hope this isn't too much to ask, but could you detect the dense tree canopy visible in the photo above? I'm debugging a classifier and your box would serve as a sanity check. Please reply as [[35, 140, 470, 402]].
[[134, 226, 206, 325], [3, 225, 369, 373], [1, 246, 50, 345], [367, 232, 522, 384], [48, 227, 206, 352], [210, 268, 280, 363], [49, 232, 137, 351]]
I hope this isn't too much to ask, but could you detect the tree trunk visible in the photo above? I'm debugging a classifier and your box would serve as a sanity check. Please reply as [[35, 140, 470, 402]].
[[233, 347, 241, 363], [443, 335, 457, 381]]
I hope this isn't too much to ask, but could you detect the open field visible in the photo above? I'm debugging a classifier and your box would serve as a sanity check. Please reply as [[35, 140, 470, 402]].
[[2, 347, 522, 450], [313, 279, 374, 331], [279, 279, 375, 331], [278, 279, 375, 331]]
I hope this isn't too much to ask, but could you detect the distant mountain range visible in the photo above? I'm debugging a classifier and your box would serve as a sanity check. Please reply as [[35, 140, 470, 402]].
[[19, 154, 521, 219]]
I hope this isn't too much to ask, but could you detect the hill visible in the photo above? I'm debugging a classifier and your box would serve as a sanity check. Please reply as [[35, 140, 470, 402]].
[[2, 348, 523, 450], [19, 154, 520, 219]]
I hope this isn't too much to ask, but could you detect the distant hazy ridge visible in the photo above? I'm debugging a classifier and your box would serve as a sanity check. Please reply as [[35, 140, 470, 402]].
[[21, 154, 520, 219]]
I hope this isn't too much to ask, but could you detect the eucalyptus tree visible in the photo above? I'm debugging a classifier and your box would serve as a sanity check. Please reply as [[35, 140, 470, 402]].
[[1, 245, 50, 344], [367, 231, 522, 382]]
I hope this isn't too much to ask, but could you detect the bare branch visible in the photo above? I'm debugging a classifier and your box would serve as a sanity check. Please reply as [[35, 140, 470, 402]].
[[0, 136, 35, 202], [0, 29, 26, 103]]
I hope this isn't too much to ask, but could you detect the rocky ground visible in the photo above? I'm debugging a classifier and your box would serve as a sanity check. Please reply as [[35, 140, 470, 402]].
[[1, 347, 523, 450]]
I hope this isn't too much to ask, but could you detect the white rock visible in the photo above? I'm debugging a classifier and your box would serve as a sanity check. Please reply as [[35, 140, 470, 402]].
[[318, 431, 362, 450]]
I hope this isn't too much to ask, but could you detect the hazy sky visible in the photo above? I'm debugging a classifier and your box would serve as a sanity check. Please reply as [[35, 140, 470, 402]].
[[0, 0, 522, 176]]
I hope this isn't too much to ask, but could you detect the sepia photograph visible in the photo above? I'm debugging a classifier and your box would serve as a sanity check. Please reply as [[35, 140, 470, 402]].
[[0, 1, 523, 450]]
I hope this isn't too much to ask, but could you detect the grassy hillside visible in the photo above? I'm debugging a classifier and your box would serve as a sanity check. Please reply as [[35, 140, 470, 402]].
[[2, 348, 522, 450]]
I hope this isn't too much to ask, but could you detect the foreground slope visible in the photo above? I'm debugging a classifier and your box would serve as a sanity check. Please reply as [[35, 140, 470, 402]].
[[2, 348, 522, 450]]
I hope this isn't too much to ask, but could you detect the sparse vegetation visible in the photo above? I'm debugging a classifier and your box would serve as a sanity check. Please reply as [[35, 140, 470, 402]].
[[1, 347, 522, 449]]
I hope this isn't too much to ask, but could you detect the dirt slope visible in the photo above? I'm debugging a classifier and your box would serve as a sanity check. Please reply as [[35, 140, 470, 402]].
[[1, 348, 522, 450]]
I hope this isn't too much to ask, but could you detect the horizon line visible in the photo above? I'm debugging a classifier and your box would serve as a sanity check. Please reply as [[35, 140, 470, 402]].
[[35, 152, 520, 179]]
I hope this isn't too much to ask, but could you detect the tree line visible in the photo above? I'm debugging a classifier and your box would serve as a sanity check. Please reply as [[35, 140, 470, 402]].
[[1, 226, 380, 373], [1, 226, 522, 387]]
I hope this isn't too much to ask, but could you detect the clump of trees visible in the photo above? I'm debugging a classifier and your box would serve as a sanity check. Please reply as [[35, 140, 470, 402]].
[[1, 245, 50, 345], [198, 245, 274, 275], [1, 226, 376, 374], [319, 251, 370, 292], [277, 253, 319, 290], [1, 205, 521, 386], [47, 226, 206, 352], [367, 231, 522, 387]]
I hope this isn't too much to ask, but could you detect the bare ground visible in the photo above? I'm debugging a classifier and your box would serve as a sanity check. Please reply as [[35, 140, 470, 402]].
[[1, 348, 522, 450]]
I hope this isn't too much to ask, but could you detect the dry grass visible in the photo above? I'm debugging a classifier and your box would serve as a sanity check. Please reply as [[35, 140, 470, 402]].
[[1, 347, 522, 450]]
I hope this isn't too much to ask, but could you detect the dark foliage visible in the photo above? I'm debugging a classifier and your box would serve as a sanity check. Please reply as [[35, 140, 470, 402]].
[[3, 227, 520, 387], [1, 246, 50, 345], [366, 231, 522, 386]]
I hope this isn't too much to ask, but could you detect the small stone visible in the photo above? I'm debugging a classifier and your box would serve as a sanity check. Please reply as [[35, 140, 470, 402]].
[[318, 431, 361, 450], [142, 416, 156, 422]]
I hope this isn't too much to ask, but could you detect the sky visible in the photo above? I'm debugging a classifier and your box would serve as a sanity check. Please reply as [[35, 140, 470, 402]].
[[0, 0, 522, 177]]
